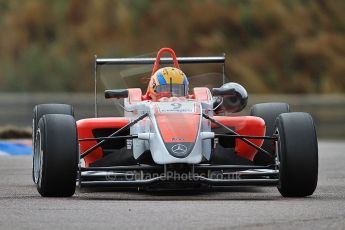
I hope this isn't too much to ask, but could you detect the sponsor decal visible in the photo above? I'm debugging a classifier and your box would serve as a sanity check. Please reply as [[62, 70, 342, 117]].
[[171, 143, 188, 156], [158, 102, 195, 113], [172, 137, 185, 141]]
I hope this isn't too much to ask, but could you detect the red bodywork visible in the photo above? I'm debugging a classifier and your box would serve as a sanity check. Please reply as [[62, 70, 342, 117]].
[[78, 118, 129, 166], [154, 104, 201, 144], [212, 116, 265, 161], [78, 48, 265, 166], [78, 113, 264, 166]]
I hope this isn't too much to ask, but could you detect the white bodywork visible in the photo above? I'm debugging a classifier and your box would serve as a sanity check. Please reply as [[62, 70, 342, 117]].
[[124, 97, 214, 165]]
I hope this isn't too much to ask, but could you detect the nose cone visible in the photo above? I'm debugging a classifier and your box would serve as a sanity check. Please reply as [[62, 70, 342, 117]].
[[154, 102, 201, 158]]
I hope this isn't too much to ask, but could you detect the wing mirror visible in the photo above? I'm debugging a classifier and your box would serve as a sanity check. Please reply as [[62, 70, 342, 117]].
[[104, 89, 128, 99], [212, 83, 248, 113], [211, 87, 235, 97]]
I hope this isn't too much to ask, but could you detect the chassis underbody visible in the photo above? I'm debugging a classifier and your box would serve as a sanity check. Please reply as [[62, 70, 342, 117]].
[[79, 164, 279, 188]]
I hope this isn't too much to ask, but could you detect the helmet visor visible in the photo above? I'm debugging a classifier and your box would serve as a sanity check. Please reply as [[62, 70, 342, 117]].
[[155, 84, 186, 97]]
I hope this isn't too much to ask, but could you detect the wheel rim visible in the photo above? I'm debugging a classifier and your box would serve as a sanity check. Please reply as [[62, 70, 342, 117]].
[[274, 128, 280, 166], [274, 128, 282, 189], [32, 118, 35, 147], [33, 129, 42, 184]]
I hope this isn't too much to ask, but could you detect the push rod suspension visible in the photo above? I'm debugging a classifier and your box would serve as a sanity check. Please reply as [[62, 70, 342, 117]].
[[215, 134, 277, 140], [80, 113, 148, 159], [202, 113, 274, 159], [79, 135, 138, 142]]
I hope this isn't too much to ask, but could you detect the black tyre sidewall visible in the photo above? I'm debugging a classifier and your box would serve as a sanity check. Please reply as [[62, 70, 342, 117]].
[[276, 112, 318, 197], [33, 104, 74, 142], [36, 114, 78, 197], [32, 104, 74, 183]]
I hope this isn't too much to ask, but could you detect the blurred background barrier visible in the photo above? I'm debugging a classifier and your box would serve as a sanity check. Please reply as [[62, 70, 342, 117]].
[[1, 0, 344, 140], [0, 93, 343, 139], [0, 1, 345, 94], [0, 140, 32, 156]]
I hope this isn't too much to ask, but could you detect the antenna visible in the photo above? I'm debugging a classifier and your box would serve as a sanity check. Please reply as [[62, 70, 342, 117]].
[[170, 77, 173, 96], [94, 55, 98, 118], [222, 53, 226, 84]]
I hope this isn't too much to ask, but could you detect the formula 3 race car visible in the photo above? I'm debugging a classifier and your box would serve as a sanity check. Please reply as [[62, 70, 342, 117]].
[[32, 48, 318, 197]]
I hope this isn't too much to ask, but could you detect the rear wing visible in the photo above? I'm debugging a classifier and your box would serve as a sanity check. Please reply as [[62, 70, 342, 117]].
[[94, 55, 227, 117], [95, 56, 225, 65]]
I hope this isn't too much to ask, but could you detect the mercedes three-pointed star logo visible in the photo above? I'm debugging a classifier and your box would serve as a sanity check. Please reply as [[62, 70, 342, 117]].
[[171, 144, 188, 155]]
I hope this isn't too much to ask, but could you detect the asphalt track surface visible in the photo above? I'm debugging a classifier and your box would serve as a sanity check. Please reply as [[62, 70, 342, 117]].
[[0, 140, 344, 230]]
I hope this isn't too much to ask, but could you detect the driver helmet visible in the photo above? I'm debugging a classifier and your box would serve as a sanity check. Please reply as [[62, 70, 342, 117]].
[[149, 67, 189, 101]]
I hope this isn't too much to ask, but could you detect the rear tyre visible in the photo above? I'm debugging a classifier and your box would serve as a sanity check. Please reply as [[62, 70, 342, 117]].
[[32, 104, 74, 183], [276, 112, 318, 197], [34, 114, 78, 197], [250, 103, 290, 165]]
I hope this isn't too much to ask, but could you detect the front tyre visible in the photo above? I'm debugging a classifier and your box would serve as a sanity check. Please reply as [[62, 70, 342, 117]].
[[276, 112, 318, 197], [34, 114, 78, 197], [32, 104, 74, 183]]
